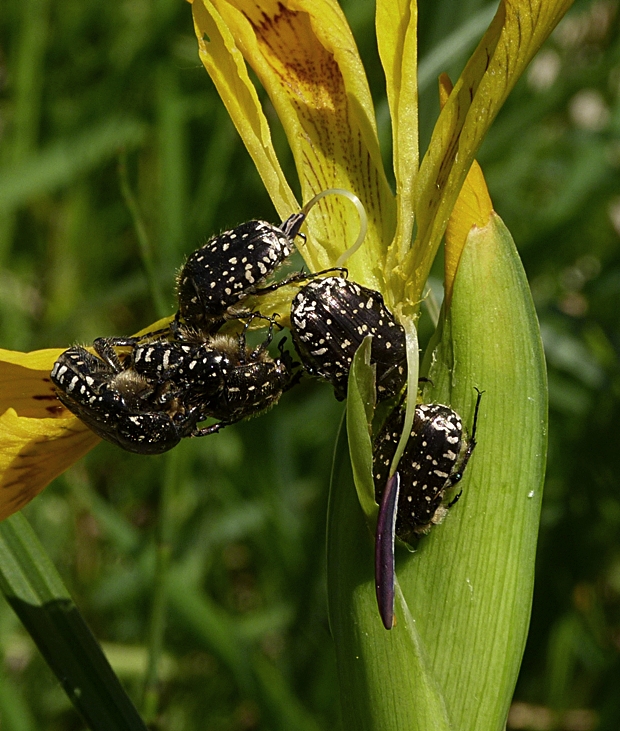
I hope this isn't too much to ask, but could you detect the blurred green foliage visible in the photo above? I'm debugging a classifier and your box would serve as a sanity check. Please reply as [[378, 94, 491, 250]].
[[0, 0, 619, 729]]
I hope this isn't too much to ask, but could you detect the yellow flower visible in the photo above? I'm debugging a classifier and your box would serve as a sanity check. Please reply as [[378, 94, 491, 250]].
[[0, 0, 572, 519], [191, 0, 572, 309]]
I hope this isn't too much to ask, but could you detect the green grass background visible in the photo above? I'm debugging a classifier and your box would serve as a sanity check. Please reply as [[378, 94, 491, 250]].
[[1, 0, 619, 729]]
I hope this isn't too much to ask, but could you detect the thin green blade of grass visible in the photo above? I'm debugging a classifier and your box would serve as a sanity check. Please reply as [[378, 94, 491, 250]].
[[0, 512, 148, 731], [156, 66, 189, 271], [0, 118, 146, 212], [327, 212, 547, 730]]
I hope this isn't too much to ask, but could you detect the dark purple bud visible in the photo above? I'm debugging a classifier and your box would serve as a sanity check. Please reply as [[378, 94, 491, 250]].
[[375, 472, 400, 630]]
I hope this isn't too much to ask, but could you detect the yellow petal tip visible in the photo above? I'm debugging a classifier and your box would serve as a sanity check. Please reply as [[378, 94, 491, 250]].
[[445, 160, 494, 302]]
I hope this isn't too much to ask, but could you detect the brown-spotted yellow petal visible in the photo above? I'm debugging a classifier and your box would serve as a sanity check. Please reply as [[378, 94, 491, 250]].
[[0, 349, 99, 520], [191, 0, 298, 220], [376, 0, 419, 285], [407, 0, 573, 302], [439, 74, 493, 303], [197, 0, 395, 288]]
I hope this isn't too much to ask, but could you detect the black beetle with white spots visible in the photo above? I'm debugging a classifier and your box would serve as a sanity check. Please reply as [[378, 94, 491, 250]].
[[289, 276, 407, 402], [176, 213, 306, 333], [373, 397, 481, 541]]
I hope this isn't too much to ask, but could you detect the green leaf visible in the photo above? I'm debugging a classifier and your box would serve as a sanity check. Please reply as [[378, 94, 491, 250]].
[[388, 316, 419, 477], [346, 335, 378, 524], [0, 513, 148, 731], [327, 212, 547, 731]]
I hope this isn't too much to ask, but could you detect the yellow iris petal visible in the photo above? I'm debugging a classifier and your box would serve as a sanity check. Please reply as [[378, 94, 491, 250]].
[[438, 74, 493, 303], [192, 0, 297, 220], [192, 0, 395, 289], [0, 349, 100, 520], [376, 0, 419, 290], [408, 0, 573, 303]]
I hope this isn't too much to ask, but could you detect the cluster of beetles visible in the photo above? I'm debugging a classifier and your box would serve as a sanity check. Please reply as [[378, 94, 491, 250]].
[[51, 195, 480, 628]]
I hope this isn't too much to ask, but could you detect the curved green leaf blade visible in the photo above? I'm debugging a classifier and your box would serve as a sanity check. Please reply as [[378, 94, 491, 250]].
[[327, 212, 547, 731], [412, 211, 547, 729], [346, 336, 378, 524]]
